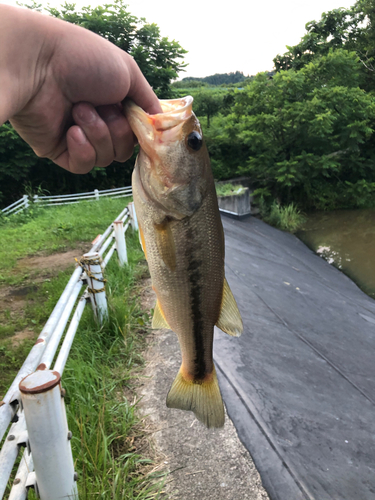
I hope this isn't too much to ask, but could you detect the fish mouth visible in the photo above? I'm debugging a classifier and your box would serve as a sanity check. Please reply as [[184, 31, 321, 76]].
[[124, 96, 194, 154]]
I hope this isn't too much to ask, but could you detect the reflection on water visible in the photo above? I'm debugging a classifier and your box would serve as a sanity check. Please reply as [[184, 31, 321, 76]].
[[297, 208, 375, 299]]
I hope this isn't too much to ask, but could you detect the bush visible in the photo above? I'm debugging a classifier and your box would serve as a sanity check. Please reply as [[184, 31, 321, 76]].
[[215, 183, 246, 197], [207, 50, 375, 210], [262, 201, 306, 233]]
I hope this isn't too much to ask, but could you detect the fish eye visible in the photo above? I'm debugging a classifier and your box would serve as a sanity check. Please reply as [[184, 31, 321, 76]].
[[187, 131, 203, 151]]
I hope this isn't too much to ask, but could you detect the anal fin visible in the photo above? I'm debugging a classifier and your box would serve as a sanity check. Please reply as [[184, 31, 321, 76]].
[[152, 300, 171, 330], [216, 278, 243, 337]]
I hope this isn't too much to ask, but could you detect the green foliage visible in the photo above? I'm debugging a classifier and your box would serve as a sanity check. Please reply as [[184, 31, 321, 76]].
[[46, 0, 187, 98], [180, 71, 248, 86], [0, 132, 136, 209], [262, 202, 307, 233], [208, 50, 375, 210], [191, 91, 224, 128], [273, 0, 375, 91], [215, 183, 245, 197], [172, 80, 209, 89], [0, 124, 40, 205], [59, 241, 164, 499]]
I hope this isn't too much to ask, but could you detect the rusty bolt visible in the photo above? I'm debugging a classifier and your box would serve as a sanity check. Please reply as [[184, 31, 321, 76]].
[[7, 434, 15, 441], [67, 431, 72, 441], [61, 388, 66, 398], [14, 478, 21, 485], [74, 472, 78, 481]]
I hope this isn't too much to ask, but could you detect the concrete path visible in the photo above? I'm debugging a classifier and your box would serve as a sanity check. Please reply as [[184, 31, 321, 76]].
[[215, 216, 375, 500], [139, 280, 269, 500]]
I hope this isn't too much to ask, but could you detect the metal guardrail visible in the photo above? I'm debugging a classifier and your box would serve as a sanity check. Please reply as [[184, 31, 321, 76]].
[[1, 196, 29, 216], [0, 201, 139, 500], [1, 186, 133, 215]]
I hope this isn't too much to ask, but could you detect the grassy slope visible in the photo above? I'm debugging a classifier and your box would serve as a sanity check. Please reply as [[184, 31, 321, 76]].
[[0, 198, 131, 394], [1, 199, 164, 499], [0, 198, 130, 285]]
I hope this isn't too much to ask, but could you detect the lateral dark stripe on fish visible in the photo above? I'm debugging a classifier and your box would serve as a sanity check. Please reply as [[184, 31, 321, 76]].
[[185, 226, 206, 380]]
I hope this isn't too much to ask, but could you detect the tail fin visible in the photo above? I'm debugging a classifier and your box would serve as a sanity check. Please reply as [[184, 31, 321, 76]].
[[166, 366, 225, 428]]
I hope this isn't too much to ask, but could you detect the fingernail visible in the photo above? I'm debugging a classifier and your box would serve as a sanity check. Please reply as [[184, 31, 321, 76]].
[[76, 106, 96, 124]]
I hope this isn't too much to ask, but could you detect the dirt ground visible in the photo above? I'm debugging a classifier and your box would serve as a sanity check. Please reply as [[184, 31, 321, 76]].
[[138, 280, 269, 500], [0, 244, 89, 345]]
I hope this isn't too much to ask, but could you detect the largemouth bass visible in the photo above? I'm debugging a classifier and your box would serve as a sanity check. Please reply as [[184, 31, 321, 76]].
[[124, 96, 243, 428]]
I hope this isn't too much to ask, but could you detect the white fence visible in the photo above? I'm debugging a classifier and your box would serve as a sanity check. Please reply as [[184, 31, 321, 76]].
[[0, 201, 139, 500], [1, 196, 29, 216], [1, 186, 133, 215]]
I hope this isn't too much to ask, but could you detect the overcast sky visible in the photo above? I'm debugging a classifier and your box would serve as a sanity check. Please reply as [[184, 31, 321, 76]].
[[2, 0, 356, 78]]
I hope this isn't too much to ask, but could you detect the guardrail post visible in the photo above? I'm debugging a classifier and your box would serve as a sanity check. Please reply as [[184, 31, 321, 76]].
[[128, 202, 138, 231], [94, 189, 99, 201], [23, 195, 29, 209], [81, 252, 108, 323], [19, 370, 78, 500], [113, 220, 127, 266]]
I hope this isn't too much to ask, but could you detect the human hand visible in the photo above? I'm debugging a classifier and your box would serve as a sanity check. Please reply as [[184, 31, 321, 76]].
[[0, 5, 162, 174]]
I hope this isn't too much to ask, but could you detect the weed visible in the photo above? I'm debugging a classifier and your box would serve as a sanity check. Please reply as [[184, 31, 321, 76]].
[[263, 201, 306, 233], [49, 236, 164, 498], [0, 325, 15, 339], [216, 183, 246, 197], [2, 209, 164, 499]]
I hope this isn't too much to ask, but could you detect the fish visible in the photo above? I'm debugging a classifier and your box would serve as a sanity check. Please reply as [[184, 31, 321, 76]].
[[124, 96, 243, 428]]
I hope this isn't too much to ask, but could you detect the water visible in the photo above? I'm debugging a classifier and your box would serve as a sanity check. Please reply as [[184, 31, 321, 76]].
[[297, 209, 375, 299]]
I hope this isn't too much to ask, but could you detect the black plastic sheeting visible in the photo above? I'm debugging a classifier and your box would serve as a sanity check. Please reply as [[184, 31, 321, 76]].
[[214, 216, 375, 500]]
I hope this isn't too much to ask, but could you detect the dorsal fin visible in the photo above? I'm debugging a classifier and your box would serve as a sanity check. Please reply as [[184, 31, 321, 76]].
[[216, 278, 243, 337]]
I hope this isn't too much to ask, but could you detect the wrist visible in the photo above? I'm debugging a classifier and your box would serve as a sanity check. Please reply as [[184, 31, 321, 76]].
[[0, 5, 57, 124]]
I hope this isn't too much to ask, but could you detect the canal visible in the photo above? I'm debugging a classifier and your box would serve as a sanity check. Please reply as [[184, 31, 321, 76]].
[[297, 208, 375, 299]]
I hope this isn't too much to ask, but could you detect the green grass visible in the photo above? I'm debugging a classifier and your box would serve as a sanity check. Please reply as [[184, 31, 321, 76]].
[[215, 183, 246, 197], [0, 270, 75, 395], [263, 201, 307, 233], [0, 197, 131, 284], [52, 233, 163, 498], [0, 198, 133, 396], [1, 199, 165, 498]]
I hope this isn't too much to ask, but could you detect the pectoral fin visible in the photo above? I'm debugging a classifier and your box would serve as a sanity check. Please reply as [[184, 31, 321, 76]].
[[154, 220, 176, 271], [152, 300, 171, 330], [216, 278, 243, 337]]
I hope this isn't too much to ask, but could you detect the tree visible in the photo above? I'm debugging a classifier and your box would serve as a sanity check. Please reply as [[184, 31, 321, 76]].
[[179, 71, 248, 86], [210, 50, 375, 210], [191, 91, 224, 128], [273, 0, 375, 91]]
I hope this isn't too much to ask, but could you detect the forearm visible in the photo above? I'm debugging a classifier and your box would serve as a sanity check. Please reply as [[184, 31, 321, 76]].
[[0, 5, 56, 125]]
